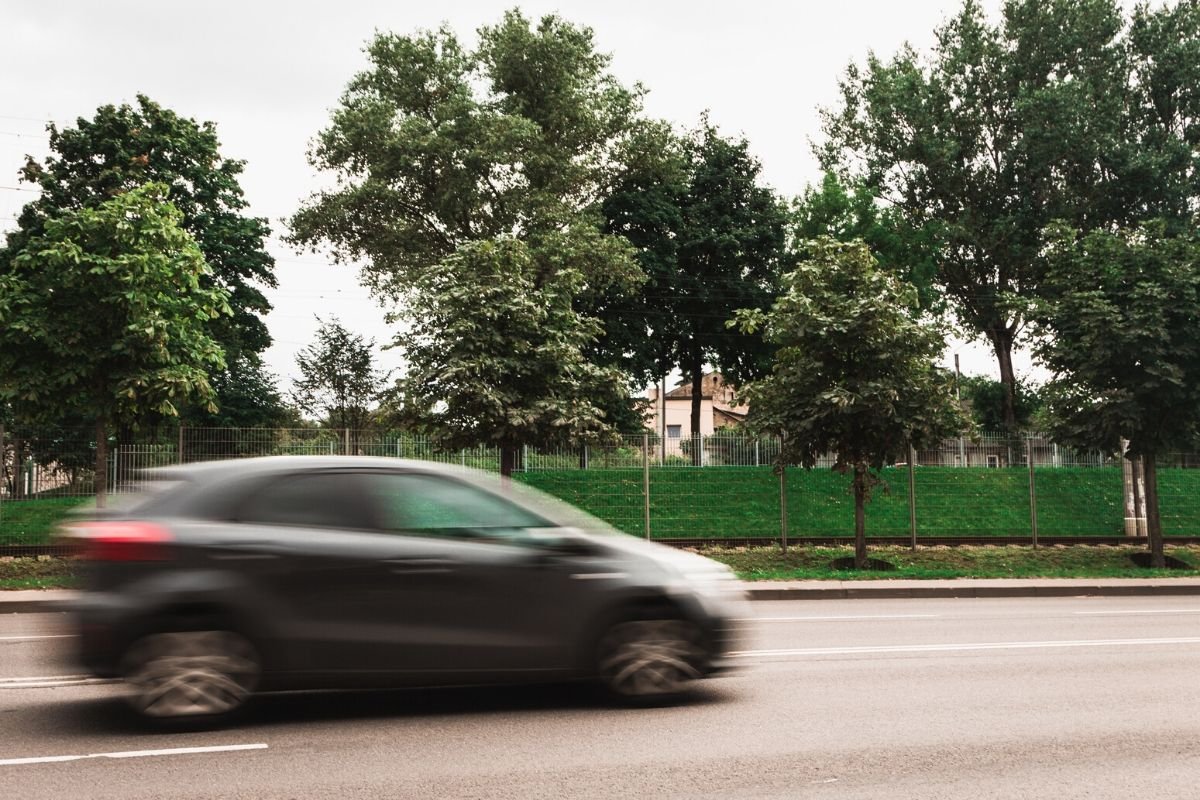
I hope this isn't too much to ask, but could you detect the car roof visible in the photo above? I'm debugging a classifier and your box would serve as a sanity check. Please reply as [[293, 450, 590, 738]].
[[149, 455, 469, 484]]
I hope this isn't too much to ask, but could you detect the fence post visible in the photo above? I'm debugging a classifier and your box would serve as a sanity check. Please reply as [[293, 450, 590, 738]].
[[1027, 436, 1039, 549], [779, 465, 788, 552], [642, 433, 651, 540], [177, 424, 185, 465], [343, 428, 351, 456], [907, 444, 918, 550]]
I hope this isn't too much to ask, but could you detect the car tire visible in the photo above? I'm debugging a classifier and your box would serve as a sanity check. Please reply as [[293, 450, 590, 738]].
[[594, 615, 706, 703], [121, 630, 260, 727]]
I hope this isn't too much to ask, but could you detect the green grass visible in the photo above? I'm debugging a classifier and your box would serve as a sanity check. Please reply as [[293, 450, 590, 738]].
[[0, 497, 90, 545], [5, 464, 1200, 547], [703, 544, 1200, 580], [520, 465, 1197, 539]]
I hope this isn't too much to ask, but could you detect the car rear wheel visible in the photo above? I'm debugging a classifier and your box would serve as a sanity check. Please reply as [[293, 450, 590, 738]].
[[595, 617, 705, 702], [121, 630, 260, 724]]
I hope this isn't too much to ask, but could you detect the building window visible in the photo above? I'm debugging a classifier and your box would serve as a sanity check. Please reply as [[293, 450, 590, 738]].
[[667, 425, 682, 439], [986, 455, 1000, 469]]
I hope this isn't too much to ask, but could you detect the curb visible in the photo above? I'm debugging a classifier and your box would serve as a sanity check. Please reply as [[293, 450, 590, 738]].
[[9, 581, 1200, 613], [745, 583, 1200, 600]]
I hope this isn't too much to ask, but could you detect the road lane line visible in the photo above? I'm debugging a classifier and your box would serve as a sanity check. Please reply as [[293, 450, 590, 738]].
[[0, 743, 268, 767], [733, 636, 1200, 658], [1074, 610, 1200, 616], [736, 614, 940, 622], [0, 635, 73, 641]]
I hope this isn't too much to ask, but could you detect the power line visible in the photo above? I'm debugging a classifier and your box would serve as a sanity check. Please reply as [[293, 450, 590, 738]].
[[0, 185, 38, 193]]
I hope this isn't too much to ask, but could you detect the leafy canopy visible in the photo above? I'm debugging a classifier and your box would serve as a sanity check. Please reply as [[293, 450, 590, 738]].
[[4, 95, 280, 424], [734, 238, 964, 473], [0, 183, 230, 426]]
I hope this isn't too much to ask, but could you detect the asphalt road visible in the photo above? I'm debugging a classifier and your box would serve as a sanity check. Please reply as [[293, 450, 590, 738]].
[[4, 596, 1200, 799]]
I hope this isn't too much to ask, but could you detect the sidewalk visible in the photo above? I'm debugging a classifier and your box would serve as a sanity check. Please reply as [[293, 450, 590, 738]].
[[7, 578, 1200, 613]]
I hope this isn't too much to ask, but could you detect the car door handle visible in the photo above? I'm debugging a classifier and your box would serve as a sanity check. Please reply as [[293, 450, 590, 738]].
[[383, 557, 457, 574]]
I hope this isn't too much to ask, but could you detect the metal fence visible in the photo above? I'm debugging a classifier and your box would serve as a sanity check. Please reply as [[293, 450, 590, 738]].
[[2, 426, 1197, 548]]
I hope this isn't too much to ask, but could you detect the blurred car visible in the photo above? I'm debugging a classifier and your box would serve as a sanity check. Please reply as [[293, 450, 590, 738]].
[[63, 456, 748, 725]]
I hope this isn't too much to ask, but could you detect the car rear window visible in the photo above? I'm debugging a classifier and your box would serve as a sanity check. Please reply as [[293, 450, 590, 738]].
[[236, 472, 373, 529]]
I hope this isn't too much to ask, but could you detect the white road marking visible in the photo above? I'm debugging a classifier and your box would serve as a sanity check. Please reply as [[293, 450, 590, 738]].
[[0, 743, 268, 767], [1074, 609, 1200, 616], [0, 675, 117, 689], [737, 614, 940, 622], [0, 635, 72, 641], [734, 636, 1200, 658]]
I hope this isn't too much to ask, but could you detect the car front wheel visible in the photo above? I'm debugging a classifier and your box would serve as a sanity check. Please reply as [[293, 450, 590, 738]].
[[595, 617, 706, 702]]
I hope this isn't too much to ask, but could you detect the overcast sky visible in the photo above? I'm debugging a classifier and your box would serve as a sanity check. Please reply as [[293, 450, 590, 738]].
[[1, 0, 1033, 392]]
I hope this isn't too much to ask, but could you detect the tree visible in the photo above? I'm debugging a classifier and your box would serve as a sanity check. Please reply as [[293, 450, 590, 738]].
[[292, 318, 387, 439], [792, 173, 940, 312], [958, 374, 1043, 432], [394, 239, 631, 476], [820, 0, 1130, 429], [3, 95, 281, 426], [595, 120, 791, 453], [289, 9, 644, 459], [0, 183, 230, 506], [1031, 221, 1200, 569], [734, 239, 965, 569]]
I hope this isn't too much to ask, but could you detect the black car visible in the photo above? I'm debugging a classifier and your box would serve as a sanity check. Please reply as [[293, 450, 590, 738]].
[[64, 457, 748, 725]]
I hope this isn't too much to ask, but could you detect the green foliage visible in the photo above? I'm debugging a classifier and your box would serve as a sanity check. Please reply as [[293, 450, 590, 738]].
[[1032, 221, 1200, 565], [595, 120, 790, 413], [958, 375, 1043, 431], [393, 239, 630, 455], [290, 9, 646, 459], [3, 95, 280, 424], [0, 183, 230, 428], [792, 173, 940, 312], [734, 238, 964, 566], [293, 318, 387, 431], [820, 0, 1132, 427]]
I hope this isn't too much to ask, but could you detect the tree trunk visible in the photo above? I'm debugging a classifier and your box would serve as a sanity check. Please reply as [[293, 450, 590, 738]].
[[689, 349, 704, 467], [1143, 451, 1164, 569], [853, 463, 868, 569], [500, 445, 518, 479], [95, 420, 108, 510], [987, 328, 1019, 431], [9, 434, 22, 500]]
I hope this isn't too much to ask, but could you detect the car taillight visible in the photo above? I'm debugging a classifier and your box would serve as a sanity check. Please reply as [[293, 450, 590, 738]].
[[64, 521, 173, 561]]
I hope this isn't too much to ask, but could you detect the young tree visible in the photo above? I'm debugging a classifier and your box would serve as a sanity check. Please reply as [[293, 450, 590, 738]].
[[394, 238, 630, 476], [1031, 222, 1200, 569], [3, 95, 282, 425], [820, 0, 1130, 429], [958, 375, 1043, 432], [734, 239, 965, 569], [0, 183, 230, 506], [292, 318, 387, 438], [594, 120, 791, 453], [289, 10, 643, 454]]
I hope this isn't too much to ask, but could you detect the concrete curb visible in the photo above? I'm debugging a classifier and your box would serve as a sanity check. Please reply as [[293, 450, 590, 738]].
[[9, 580, 1200, 612]]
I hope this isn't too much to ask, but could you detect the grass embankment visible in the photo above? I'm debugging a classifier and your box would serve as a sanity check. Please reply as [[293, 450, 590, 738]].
[[702, 544, 1200, 581], [0, 557, 76, 589], [521, 466, 1200, 538]]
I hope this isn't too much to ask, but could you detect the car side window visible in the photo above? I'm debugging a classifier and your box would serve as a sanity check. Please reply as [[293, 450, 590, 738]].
[[360, 472, 550, 543], [237, 472, 372, 530]]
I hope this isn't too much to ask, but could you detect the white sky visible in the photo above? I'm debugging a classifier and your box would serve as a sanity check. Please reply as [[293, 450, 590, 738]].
[[1, 0, 1035, 393]]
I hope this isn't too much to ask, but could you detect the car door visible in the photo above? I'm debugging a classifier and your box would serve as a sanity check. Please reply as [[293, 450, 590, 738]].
[[226, 469, 431, 675], [355, 470, 609, 677]]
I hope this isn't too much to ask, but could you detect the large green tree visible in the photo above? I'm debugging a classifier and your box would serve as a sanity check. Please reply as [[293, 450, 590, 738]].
[[3, 95, 280, 425], [734, 239, 964, 569], [1031, 221, 1200, 569], [0, 184, 230, 506], [595, 121, 790, 447], [289, 10, 644, 461], [820, 0, 1131, 429], [394, 239, 630, 475]]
